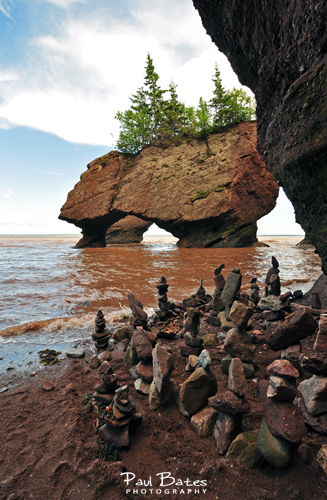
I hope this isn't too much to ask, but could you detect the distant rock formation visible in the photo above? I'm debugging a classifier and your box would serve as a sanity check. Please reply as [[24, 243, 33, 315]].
[[193, 0, 327, 272], [59, 122, 278, 248]]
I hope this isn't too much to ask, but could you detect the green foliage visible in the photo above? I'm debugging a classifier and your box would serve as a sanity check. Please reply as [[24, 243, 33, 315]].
[[188, 189, 209, 203], [115, 57, 256, 154]]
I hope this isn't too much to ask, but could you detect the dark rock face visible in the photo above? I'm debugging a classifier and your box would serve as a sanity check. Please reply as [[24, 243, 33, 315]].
[[193, 0, 327, 272], [59, 123, 278, 248]]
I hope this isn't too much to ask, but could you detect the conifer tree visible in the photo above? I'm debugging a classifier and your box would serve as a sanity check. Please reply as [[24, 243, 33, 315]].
[[209, 63, 227, 128], [143, 53, 166, 140], [195, 97, 211, 138], [161, 81, 186, 137]]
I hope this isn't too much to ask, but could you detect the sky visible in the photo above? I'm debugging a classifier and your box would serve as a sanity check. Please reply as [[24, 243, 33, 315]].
[[0, 0, 304, 236]]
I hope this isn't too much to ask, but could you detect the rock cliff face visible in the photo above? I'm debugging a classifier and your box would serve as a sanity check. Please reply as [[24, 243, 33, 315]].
[[59, 123, 278, 248], [193, 0, 327, 272]]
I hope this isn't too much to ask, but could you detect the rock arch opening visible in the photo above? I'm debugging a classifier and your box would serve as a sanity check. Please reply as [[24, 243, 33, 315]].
[[257, 188, 304, 236]]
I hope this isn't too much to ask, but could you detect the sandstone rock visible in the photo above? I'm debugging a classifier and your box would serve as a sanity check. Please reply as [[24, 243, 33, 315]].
[[296, 443, 312, 465], [149, 379, 176, 410], [224, 328, 255, 363], [43, 380, 54, 391], [257, 418, 292, 468], [226, 429, 259, 459], [263, 310, 285, 322], [192, 0, 327, 273], [132, 329, 152, 363], [124, 342, 138, 365], [208, 391, 250, 415], [179, 367, 217, 416], [98, 350, 112, 364], [113, 326, 132, 342], [190, 406, 218, 438], [228, 301, 253, 330], [221, 355, 255, 379], [267, 359, 299, 379], [152, 344, 173, 394], [213, 412, 242, 455], [268, 309, 316, 351], [264, 399, 306, 443], [202, 333, 218, 347], [214, 273, 226, 291], [187, 307, 200, 336], [135, 361, 153, 383], [134, 378, 151, 396], [180, 344, 203, 358], [267, 375, 297, 403], [281, 344, 301, 369], [257, 296, 286, 312], [128, 292, 143, 311], [228, 357, 247, 397], [299, 376, 327, 415], [106, 216, 151, 244], [218, 312, 237, 332], [186, 355, 198, 372], [317, 445, 327, 487], [133, 305, 148, 324], [59, 125, 278, 249], [90, 354, 100, 369], [212, 289, 225, 312], [299, 353, 327, 376]]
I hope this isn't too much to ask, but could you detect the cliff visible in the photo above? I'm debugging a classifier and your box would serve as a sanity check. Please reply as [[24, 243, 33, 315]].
[[59, 122, 278, 248], [193, 0, 327, 271]]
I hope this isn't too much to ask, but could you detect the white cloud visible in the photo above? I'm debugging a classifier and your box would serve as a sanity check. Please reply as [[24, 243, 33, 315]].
[[43, 0, 86, 8], [0, 190, 16, 198], [0, 1, 251, 146], [257, 189, 304, 235], [0, 0, 13, 19]]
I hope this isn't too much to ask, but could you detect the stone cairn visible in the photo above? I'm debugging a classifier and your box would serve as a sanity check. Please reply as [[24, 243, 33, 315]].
[[149, 343, 175, 410], [93, 360, 119, 404], [153, 276, 171, 322], [298, 314, 327, 435], [128, 292, 148, 331], [256, 359, 306, 468], [181, 307, 203, 357], [92, 310, 111, 349], [212, 264, 226, 313], [265, 255, 281, 297], [99, 384, 142, 448], [249, 277, 260, 306], [178, 349, 217, 418], [208, 357, 250, 455]]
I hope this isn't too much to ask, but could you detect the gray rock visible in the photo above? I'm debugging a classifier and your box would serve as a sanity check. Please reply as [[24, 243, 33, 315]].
[[213, 412, 242, 455], [184, 332, 203, 347], [221, 270, 242, 306], [212, 288, 224, 312], [221, 355, 255, 379], [228, 357, 247, 396], [299, 375, 327, 415], [197, 349, 211, 370], [66, 350, 85, 358], [268, 309, 316, 351], [257, 417, 292, 468], [149, 379, 176, 410], [179, 367, 217, 415], [218, 312, 237, 332], [190, 406, 218, 438], [152, 344, 173, 394], [134, 378, 151, 395], [257, 296, 287, 312]]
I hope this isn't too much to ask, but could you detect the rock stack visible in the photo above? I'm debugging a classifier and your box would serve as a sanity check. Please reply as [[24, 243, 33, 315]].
[[94, 361, 119, 404], [149, 344, 175, 410], [222, 326, 256, 379], [178, 349, 217, 417], [131, 328, 155, 396], [92, 310, 111, 349], [99, 385, 142, 448], [153, 276, 171, 322], [181, 307, 203, 356], [250, 277, 260, 306], [257, 359, 306, 468], [298, 317, 327, 435], [128, 292, 148, 330], [209, 264, 225, 318], [268, 308, 316, 352], [265, 256, 281, 297], [219, 268, 242, 330], [208, 357, 250, 455]]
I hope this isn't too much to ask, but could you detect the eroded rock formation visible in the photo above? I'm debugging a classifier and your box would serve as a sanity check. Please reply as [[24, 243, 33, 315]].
[[59, 123, 278, 248], [193, 0, 327, 272]]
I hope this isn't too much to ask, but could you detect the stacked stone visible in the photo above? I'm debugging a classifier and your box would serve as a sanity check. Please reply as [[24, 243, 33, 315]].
[[208, 357, 250, 455], [181, 307, 203, 357], [178, 350, 217, 417], [268, 308, 316, 352], [128, 292, 148, 330], [92, 310, 111, 349], [152, 276, 171, 322], [298, 314, 327, 435], [265, 256, 281, 297], [209, 264, 225, 318], [94, 361, 119, 404], [222, 312, 256, 379], [218, 268, 243, 331], [149, 344, 175, 410], [257, 360, 306, 468], [124, 327, 154, 395], [99, 385, 142, 448], [249, 277, 260, 306]]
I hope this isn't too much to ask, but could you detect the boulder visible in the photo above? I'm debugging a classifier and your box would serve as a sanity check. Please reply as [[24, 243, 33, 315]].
[[127, 292, 143, 311], [228, 357, 247, 397], [190, 406, 218, 438], [221, 270, 242, 307], [264, 399, 306, 443], [257, 418, 292, 468], [268, 309, 316, 351], [208, 391, 250, 415], [228, 301, 253, 330], [132, 329, 153, 364], [179, 367, 217, 416], [224, 328, 255, 364], [152, 344, 174, 394], [221, 355, 255, 379], [226, 429, 264, 469], [213, 412, 242, 455], [134, 378, 151, 396], [267, 359, 299, 379], [135, 361, 153, 383], [59, 124, 278, 249], [299, 376, 327, 415], [149, 379, 176, 410]]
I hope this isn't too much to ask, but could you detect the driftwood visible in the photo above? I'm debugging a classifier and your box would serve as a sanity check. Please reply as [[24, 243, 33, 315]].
[[290, 303, 327, 317]]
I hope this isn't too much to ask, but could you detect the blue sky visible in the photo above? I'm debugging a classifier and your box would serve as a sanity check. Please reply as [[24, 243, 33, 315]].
[[0, 0, 303, 235]]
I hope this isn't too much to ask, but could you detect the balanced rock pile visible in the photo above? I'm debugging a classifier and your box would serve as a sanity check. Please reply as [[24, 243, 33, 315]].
[[128, 292, 148, 331], [99, 385, 142, 448], [298, 315, 327, 434], [153, 276, 171, 322], [149, 343, 175, 410], [257, 359, 306, 468], [182, 307, 203, 356], [94, 361, 119, 404], [92, 310, 111, 349], [265, 255, 281, 297], [209, 357, 250, 455]]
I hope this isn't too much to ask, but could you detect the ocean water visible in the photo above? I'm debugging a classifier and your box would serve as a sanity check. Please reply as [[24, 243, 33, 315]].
[[0, 234, 322, 376]]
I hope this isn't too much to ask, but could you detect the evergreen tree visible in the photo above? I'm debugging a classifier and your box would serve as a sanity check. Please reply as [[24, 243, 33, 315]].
[[143, 53, 166, 140], [195, 97, 211, 138], [223, 88, 256, 124], [161, 81, 186, 137], [209, 63, 227, 128]]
